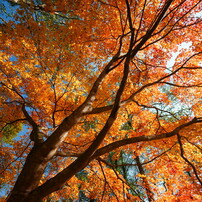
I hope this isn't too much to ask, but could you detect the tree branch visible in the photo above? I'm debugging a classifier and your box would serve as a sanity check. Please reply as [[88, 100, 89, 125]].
[[91, 117, 202, 159], [26, 17, 134, 200], [86, 61, 202, 116], [131, 0, 174, 58], [177, 133, 202, 185]]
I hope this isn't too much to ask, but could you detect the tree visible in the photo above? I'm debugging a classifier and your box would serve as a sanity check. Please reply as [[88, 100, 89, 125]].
[[0, 0, 202, 201]]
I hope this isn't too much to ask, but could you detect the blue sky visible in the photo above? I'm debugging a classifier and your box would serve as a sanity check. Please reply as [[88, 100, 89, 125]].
[[0, 0, 19, 23]]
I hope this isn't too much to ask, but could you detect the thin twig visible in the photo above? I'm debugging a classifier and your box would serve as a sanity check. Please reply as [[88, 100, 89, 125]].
[[0, 141, 31, 175], [177, 133, 202, 185]]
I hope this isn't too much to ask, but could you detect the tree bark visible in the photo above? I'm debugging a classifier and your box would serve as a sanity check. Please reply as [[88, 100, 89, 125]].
[[6, 0, 178, 200], [135, 155, 154, 201]]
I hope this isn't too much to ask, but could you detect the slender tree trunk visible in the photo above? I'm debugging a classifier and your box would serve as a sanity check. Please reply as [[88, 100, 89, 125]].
[[135, 155, 154, 202]]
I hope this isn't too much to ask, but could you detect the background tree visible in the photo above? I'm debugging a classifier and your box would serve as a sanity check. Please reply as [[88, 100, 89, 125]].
[[0, 0, 202, 201]]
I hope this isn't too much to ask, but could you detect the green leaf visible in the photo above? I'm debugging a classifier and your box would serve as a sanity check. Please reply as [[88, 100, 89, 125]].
[[2, 122, 23, 144]]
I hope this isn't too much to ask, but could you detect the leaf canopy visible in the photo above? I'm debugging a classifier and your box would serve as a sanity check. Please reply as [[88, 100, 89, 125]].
[[0, 0, 202, 201]]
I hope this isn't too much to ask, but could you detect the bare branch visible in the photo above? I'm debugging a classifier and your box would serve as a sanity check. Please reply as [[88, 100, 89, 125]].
[[159, 81, 202, 88], [55, 151, 79, 158]]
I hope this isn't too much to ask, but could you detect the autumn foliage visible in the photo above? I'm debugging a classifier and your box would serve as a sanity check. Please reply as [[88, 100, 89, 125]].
[[0, 0, 202, 201]]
